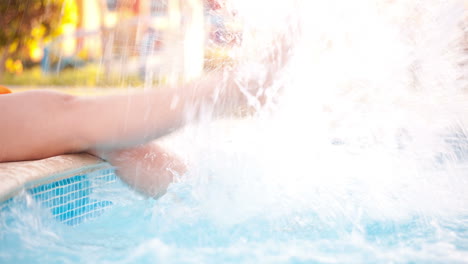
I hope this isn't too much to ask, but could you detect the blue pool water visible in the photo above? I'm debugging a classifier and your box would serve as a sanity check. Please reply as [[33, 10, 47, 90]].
[[1, 133, 468, 264]]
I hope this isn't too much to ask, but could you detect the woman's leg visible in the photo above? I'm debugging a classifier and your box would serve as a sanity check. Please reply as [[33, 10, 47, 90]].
[[0, 32, 291, 163], [90, 141, 186, 198], [0, 77, 217, 162]]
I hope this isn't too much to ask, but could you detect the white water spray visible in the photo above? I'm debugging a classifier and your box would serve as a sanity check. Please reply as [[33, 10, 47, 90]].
[[167, 0, 468, 227]]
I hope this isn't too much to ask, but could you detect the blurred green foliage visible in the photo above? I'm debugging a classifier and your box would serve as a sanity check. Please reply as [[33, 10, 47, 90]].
[[0, 0, 63, 73], [1, 64, 144, 87]]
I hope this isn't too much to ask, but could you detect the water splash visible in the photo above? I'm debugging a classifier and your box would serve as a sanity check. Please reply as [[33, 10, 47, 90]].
[[172, 0, 468, 220], [155, 0, 468, 260]]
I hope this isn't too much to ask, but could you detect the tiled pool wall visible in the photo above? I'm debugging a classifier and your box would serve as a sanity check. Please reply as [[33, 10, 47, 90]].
[[0, 163, 119, 226]]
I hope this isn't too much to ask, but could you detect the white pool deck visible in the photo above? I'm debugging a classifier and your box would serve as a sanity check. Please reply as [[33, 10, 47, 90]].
[[0, 154, 108, 202]]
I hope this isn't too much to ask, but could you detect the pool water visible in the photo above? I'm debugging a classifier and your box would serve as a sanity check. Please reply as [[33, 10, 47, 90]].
[[1, 124, 468, 264]]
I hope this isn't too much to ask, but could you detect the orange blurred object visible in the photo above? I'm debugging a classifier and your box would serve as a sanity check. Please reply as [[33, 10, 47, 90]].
[[0, 85, 12, 94]]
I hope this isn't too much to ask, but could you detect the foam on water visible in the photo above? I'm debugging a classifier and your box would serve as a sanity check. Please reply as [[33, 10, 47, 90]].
[[2, 0, 468, 263]]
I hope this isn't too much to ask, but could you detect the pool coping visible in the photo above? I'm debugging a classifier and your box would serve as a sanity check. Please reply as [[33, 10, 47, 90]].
[[0, 154, 112, 202]]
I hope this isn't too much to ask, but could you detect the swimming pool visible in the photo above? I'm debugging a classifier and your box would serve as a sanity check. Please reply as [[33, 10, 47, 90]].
[[1, 124, 468, 264]]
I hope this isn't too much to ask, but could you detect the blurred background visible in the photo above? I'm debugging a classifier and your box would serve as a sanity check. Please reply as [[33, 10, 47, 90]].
[[0, 0, 240, 91]]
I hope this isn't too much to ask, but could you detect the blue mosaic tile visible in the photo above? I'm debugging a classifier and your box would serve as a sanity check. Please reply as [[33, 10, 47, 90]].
[[25, 168, 117, 226]]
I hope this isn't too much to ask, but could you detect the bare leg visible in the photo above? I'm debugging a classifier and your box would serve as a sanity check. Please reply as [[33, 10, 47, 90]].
[[0, 77, 218, 162], [0, 32, 292, 163], [90, 141, 186, 198]]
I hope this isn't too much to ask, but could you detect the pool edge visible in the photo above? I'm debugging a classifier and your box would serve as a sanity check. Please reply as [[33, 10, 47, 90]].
[[0, 154, 111, 202]]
